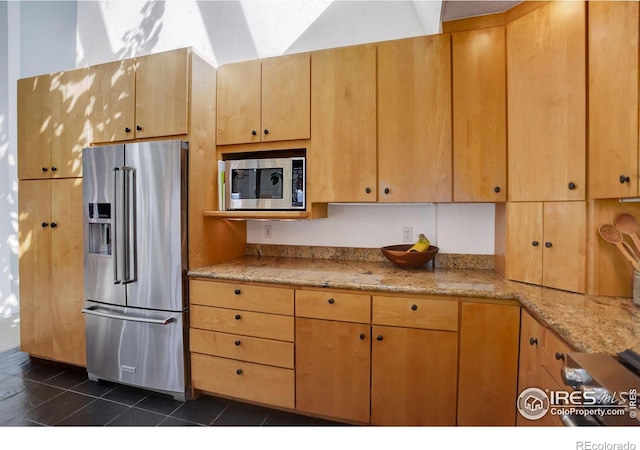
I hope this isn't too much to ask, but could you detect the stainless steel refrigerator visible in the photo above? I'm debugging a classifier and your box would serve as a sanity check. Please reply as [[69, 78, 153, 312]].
[[81, 140, 189, 401]]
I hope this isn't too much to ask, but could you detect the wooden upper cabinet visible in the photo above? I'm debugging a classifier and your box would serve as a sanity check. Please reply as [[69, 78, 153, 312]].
[[217, 53, 310, 145], [452, 27, 506, 202], [17, 74, 52, 180], [135, 48, 189, 139], [378, 35, 452, 203], [588, 1, 639, 199], [90, 48, 189, 143], [507, 1, 586, 201], [310, 44, 377, 203], [89, 59, 136, 143], [505, 201, 586, 294], [50, 68, 91, 179]]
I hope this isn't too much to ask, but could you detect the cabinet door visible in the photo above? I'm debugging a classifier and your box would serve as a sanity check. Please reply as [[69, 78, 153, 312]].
[[51, 178, 86, 366], [505, 202, 543, 286], [18, 180, 53, 358], [507, 1, 586, 201], [310, 44, 377, 203], [135, 48, 189, 139], [295, 318, 370, 423], [588, 1, 639, 199], [89, 59, 136, 143], [17, 75, 52, 180], [457, 301, 520, 426], [378, 35, 452, 203], [542, 202, 586, 293], [51, 68, 90, 178], [261, 53, 310, 142], [216, 60, 261, 145], [452, 27, 506, 202], [371, 325, 457, 426]]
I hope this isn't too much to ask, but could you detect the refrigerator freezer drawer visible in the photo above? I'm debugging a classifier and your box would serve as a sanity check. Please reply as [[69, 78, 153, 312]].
[[83, 302, 189, 401]]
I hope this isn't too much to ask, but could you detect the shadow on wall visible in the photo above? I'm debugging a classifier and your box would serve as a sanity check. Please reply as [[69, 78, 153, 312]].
[[118, 1, 165, 59]]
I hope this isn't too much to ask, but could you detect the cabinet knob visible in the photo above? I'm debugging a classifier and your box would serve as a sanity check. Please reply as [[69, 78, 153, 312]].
[[555, 352, 565, 361], [494, 186, 501, 193], [125, 127, 131, 133], [235, 314, 241, 320], [376, 335, 383, 341], [236, 369, 243, 375], [234, 340, 241, 346], [532, 241, 539, 247], [359, 333, 366, 340], [263, 129, 269, 135], [136, 125, 142, 131], [545, 242, 552, 248], [234, 289, 241, 295], [41, 222, 49, 228], [529, 337, 538, 346], [50, 222, 57, 229], [42, 167, 48, 172], [365, 187, 371, 194], [51, 167, 57, 172], [568, 182, 576, 190], [327, 298, 335, 304], [251, 130, 257, 136], [384, 188, 390, 195], [411, 304, 418, 311], [620, 175, 631, 184]]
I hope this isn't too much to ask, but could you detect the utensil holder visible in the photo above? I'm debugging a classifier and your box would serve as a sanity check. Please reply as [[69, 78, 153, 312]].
[[634, 271, 640, 306]]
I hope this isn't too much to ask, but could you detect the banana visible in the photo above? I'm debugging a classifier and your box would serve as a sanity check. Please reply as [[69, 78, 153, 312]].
[[408, 233, 430, 253]]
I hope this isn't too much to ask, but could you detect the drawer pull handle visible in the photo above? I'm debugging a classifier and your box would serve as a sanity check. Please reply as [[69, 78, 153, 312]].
[[234, 289, 241, 295], [529, 337, 538, 346], [236, 369, 243, 375], [234, 340, 241, 346], [376, 335, 383, 341], [411, 304, 418, 311], [327, 298, 335, 304], [555, 352, 565, 361], [359, 333, 365, 340], [235, 314, 241, 320]]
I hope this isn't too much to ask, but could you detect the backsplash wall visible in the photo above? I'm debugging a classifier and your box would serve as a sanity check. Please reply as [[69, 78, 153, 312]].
[[247, 203, 495, 255]]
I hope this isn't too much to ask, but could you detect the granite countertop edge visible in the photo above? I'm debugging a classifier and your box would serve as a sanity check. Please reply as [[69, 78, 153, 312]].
[[188, 256, 640, 356]]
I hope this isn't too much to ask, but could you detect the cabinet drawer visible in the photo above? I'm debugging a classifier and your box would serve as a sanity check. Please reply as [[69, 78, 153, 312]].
[[191, 353, 294, 409], [190, 279, 294, 315], [541, 329, 573, 388], [191, 305, 294, 341], [190, 328, 294, 369], [295, 290, 371, 323], [372, 296, 458, 331]]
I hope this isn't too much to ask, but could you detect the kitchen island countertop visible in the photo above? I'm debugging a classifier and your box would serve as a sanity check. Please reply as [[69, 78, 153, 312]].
[[189, 256, 640, 356]]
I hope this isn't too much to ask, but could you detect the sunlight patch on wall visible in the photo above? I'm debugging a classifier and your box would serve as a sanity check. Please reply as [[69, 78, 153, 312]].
[[239, 0, 333, 57]]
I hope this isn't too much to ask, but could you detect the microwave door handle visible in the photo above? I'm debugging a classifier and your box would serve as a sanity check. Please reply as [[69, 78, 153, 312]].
[[122, 167, 137, 285], [112, 168, 122, 285]]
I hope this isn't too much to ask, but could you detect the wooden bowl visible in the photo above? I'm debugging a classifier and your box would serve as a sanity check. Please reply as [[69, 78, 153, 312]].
[[380, 244, 439, 269]]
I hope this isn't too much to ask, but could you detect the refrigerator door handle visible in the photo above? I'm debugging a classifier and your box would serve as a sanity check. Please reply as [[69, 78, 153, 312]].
[[81, 305, 176, 325], [122, 167, 137, 285], [112, 167, 123, 285]]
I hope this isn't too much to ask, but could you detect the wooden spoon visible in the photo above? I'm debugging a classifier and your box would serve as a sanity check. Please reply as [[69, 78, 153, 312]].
[[598, 224, 639, 269], [614, 213, 640, 255]]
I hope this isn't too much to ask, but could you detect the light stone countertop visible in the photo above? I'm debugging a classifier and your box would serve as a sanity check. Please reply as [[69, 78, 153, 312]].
[[189, 256, 640, 356]]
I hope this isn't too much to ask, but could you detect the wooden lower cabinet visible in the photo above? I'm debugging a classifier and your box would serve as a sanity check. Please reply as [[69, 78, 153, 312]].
[[517, 309, 572, 427], [371, 325, 458, 426], [457, 301, 520, 425], [295, 318, 371, 423]]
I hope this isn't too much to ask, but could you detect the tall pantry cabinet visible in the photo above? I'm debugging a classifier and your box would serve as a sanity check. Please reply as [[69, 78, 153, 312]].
[[17, 69, 90, 366]]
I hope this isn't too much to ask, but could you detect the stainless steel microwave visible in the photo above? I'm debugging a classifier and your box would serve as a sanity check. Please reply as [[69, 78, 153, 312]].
[[225, 156, 305, 210]]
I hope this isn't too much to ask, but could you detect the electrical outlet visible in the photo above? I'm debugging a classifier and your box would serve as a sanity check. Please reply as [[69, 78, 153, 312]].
[[403, 227, 413, 243], [264, 224, 272, 239]]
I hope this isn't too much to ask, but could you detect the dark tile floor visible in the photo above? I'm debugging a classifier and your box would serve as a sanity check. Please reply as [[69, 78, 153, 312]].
[[0, 347, 346, 427]]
